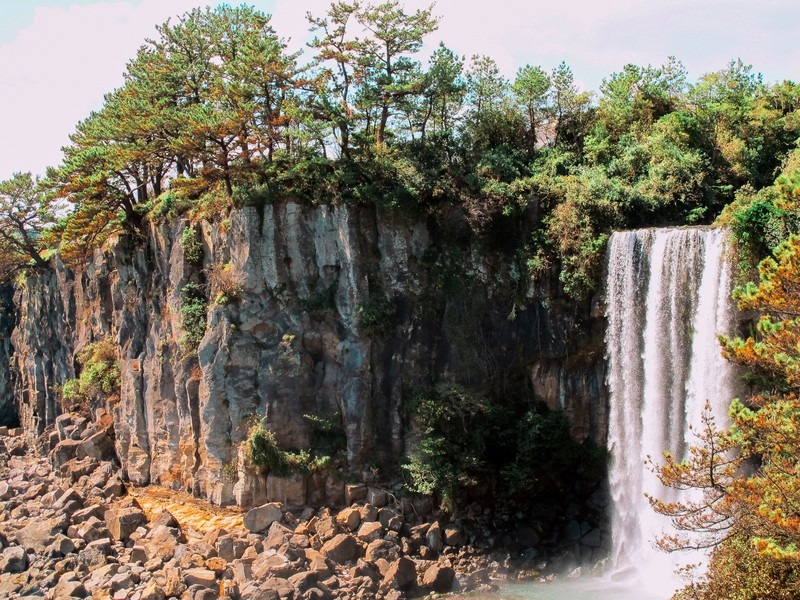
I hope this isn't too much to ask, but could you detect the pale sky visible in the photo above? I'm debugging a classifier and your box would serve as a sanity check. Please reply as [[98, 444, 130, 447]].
[[1, 0, 798, 181]]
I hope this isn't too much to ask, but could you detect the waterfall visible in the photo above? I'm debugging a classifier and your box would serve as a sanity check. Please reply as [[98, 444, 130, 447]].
[[605, 228, 739, 596]]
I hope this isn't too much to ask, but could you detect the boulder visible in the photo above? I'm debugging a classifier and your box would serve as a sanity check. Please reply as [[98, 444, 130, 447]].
[[314, 517, 339, 542], [140, 579, 166, 600], [356, 521, 383, 543], [336, 507, 361, 532], [444, 524, 464, 547], [244, 502, 283, 533], [366, 488, 388, 507], [345, 484, 367, 505], [381, 557, 416, 591], [422, 564, 455, 592], [77, 430, 115, 462], [364, 539, 398, 563], [0, 546, 27, 573], [53, 577, 88, 598], [106, 505, 147, 541], [17, 515, 67, 553], [426, 522, 443, 553], [162, 566, 186, 597], [76, 516, 110, 543], [263, 521, 293, 550], [71, 504, 106, 525], [252, 551, 295, 579], [320, 534, 359, 564], [184, 568, 217, 588], [52, 439, 82, 467], [288, 570, 318, 593]]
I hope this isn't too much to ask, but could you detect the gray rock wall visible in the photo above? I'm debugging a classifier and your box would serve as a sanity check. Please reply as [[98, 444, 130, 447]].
[[0, 284, 18, 426], [3, 201, 607, 507]]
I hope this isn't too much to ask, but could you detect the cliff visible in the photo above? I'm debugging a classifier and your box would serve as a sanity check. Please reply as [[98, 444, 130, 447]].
[[0, 200, 606, 508]]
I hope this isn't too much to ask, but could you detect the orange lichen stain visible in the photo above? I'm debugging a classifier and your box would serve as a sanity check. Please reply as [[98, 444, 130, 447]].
[[129, 485, 245, 534]]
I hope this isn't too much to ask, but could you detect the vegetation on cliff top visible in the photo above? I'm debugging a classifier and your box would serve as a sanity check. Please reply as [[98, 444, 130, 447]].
[[0, 2, 796, 298]]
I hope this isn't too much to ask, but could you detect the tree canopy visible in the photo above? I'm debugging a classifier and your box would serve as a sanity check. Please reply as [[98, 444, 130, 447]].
[[0, 173, 55, 278], [0, 3, 796, 298]]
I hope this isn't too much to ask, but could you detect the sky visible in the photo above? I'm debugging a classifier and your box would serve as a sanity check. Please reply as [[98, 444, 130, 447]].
[[1, 0, 798, 181]]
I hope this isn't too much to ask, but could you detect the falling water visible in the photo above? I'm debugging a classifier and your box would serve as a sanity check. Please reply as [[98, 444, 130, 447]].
[[605, 228, 740, 596]]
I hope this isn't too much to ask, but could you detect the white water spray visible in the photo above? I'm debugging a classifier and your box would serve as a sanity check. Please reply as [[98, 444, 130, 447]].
[[605, 228, 739, 596]]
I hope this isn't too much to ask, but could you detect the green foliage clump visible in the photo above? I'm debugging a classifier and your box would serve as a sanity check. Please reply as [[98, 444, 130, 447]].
[[245, 419, 340, 476], [357, 297, 395, 336], [61, 338, 121, 412], [0, 172, 55, 281], [403, 384, 606, 512], [717, 151, 800, 276], [180, 226, 204, 265], [501, 408, 606, 494], [303, 412, 347, 459], [299, 284, 337, 315], [180, 282, 207, 352]]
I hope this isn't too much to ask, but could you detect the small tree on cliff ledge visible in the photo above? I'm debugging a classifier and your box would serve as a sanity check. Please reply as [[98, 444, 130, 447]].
[[0, 172, 55, 280]]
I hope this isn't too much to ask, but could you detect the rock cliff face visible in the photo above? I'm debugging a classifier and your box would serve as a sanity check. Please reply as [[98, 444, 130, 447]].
[[0, 285, 17, 427], [2, 201, 606, 507]]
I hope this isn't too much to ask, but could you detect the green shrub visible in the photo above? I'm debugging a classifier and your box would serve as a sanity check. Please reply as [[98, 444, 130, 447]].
[[403, 384, 607, 512], [245, 417, 342, 477], [299, 284, 337, 315], [180, 226, 204, 265], [233, 182, 275, 207], [246, 425, 289, 474], [180, 282, 207, 352], [357, 297, 395, 336], [61, 338, 121, 412], [303, 412, 347, 458]]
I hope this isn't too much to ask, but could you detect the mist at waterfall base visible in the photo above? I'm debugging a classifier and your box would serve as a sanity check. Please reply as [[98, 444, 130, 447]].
[[461, 228, 740, 600]]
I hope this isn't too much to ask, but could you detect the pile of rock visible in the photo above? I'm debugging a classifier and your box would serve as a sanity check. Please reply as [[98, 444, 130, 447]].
[[0, 416, 507, 599], [0, 412, 613, 598]]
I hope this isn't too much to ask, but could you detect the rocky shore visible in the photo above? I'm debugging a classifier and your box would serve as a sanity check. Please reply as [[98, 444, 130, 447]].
[[0, 414, 608, 599]]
